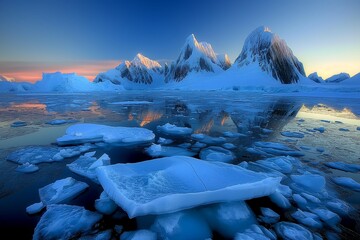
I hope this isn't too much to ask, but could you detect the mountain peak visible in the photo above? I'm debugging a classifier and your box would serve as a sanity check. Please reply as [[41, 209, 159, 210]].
[[132, 53, 161, 69], [0, 74, 15, 82]]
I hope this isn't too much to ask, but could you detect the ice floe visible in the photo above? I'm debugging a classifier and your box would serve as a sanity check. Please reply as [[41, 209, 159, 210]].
[[157, 137, 174, 145], [120, 230, 157, 240], [313, 127, 325, 133], [15, 162, 39, 173], [223, 131, 246, 138], [26, 202, 45, 215], [145, 144, 196, 157], [324, 161, 360, 173], [33, 204, 102, 240], [281, 131, 305, 138], [332, 177, 360, 191], [259, 207, 280, 224], [290, 172, 326, 193], [256, 156, 300, 174], [274, 222, 313, 240], [191, 133, 227, 145], [199, 146, 235, 163], [157, 123, 193, 136], [11, 121, 27, 127], [247, 141, 303, 157], [291, 209, 322, 229], [96, 156, 281, 217], [67, 152, 111, 183], [57, 123, 155, 146], [46, 119, 77, 125], [94, 191, 118, 215], [222, 143, 236, 150], [310, 208, 341, 226]]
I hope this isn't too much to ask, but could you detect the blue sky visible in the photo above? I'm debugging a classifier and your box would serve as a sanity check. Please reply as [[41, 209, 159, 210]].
[[0, 0, 359, 81]]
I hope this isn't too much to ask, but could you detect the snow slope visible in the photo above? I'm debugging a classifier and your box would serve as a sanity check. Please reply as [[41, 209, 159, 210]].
[[325, 72, 350, 83], [308, 72, 323, 83], [340, 72, 360, 85]]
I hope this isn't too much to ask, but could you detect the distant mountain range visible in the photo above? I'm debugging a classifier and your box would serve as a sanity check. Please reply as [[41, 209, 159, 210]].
[[1, 26, 359, 92]]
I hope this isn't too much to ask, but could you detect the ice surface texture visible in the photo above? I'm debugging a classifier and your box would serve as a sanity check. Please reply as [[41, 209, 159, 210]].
[[96, 156, 281, 218], [57, 123, 155, 146]]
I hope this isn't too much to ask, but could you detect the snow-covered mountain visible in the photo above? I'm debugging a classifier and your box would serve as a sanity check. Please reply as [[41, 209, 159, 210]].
[[94, 54, 164, 89], [234, 26, 306, 84], [165, 34, 231, 82], [0, 74, 32, 92], [339, 72, 360, 85], [325, 72, 350, 83], [0, 74, 14, 82], [308, 72, 324, 83]]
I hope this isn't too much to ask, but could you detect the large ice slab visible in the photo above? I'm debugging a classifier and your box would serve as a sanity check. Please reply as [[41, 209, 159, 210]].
[[33, 204, 102, 240], [57, 123, 155, 146], [96, 156, 281, 218], [324, 161, 360, 173], [199, 146, 236, 163]]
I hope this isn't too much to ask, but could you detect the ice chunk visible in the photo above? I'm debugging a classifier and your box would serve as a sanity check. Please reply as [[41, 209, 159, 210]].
[[79, 230, 112, 240], [38, 177, 89, 205], [145, 144, 196, 157], [67, 153, 111, 183], [291, 172, 326, 193], [222, 143, 236, 150], [95, 191, 118, 215], [275, 222, 313, 240], [301, 193, 321, 203], [324, 162, 360, 173], [310, 208, 341, 226], [357, 126, 360, 131], [150, 210, 211, 240], [26, 202, 45, 215], [326, 199, 352, 216], [259, 207, 280, 224], [202, 201, 257, 238], [291, 209, 322, 229], [248, 141, 304, 157], [57, 123, 155, 146], [269, 191, 291, 209], [96, 156, 281, 218], [120, 230, 157, 240], [192, 141, 207, 148], [157, 137, 173, 145], [223, 131, 246, 138], [7, 146, 61, 164], [281, 131, 304, 138], [46, 119, 76, 125], [11, 121, 27, 127], [338, 128, 349, 132], [177, 142, 192, 148], [191, 133, 226, 145], [235, 225, 273, 240], [262, 128, 273, 134], [199, 146, 235, 163], [314, 127, 325, 133], [15, 162, 39, 173], [157, 123, 193, 136], [33, 204, 102, 239], [293, 194, 308, 209], [256, 156, 299, 174], [321, 120, 331, 123], [332, 177, 360, 192]]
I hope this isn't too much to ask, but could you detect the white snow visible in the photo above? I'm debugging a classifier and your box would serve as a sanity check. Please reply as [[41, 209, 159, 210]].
[[259, 207, 280, 224], [157, 123, 193, 136], [57, 123, 155, 146], [199, 146, 235, 163], [332, 177, 360, 192], [33, 204, 102, 239], [281, 131, 305, 138], [325, 162, 360, 173], [145, 144, 196, 157], [275, 222, 313, 240], [67, 152, 111, 183], [38, 177, 89, 205], [96, 156, 281, 218]]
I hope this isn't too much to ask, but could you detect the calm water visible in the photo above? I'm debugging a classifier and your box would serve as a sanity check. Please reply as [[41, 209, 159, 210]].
[[0, 91, 359, 238]]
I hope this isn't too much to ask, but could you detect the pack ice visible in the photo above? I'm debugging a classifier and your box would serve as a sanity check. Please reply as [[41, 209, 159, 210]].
[[157, 123, 193, 136], [96, 156, 281, 218], [57, 123, 155, 146]]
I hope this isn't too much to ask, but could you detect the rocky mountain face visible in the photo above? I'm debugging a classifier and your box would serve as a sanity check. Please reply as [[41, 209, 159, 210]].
[[235, 26, 306, 84], [165, 34, 231, 82]]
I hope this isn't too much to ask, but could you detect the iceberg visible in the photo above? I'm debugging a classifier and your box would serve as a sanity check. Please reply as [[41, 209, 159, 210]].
[[96, 156, 281, 218], [199, 146, 236, 163], [38, 177, 89, 205], [157, 123, 193, 136], [11, 121, 27, 127], [33, 204, 102, 240], [46, 119, 77, 125], [57, 123, 155, 146]]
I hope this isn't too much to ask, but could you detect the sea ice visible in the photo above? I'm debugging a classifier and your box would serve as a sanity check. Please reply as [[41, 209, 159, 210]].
[[202, 201, 257, 238], [275, 222, 313, 240], [310, 208, 341, 226], [57, 123, 155, 146], [150, 210, 211, 240], [291, 172, 326, 193], [67, 153, 111, 183], [15, 162, 39, 173], [46, 119, 76, 125], [291, 209, 322, 229], [256, 156, 299, 174], [7, 146, 61, 165], [145, 144, 196, 157], [95, 191, 118, 215], [281, 131, 304, 138], [157, 123, 193, 136], [199, 146, 235, 163], [338, 128, 349, 132], [324, 161, 360, 173], [191, 133, 227, 145], [11, 121, 27, 127], [96, 156, 281, 218], [247, 141, 303, 157], [38, 177, 89, 205], [80, 230, 112, 240], [120, 230, 157, 240], [33, 204, 102, 240], [259, 207, 280, 224], [332, 177, 360, 192], [223, 131, 246, 138], [269, 191, 291, 209], [313, 127, 325, 133], [26, 202, 45, 215], [222, 143, 236, 150], [192, 141, 207, 148], [326, 199, 352, 216], [157, 137, 174, 145]]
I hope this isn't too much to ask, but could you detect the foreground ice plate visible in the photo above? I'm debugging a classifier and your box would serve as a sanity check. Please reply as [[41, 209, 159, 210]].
[[57, 123, 155, 146], [96, 156, 282, 218]]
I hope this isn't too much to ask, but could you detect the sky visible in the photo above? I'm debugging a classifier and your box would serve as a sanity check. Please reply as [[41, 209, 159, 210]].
[[0, 0, 359, 82]]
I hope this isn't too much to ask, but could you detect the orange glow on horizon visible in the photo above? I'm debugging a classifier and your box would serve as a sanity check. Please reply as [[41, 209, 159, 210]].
[[11, 102, 47, 110], [1, 60, 120, 83]]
